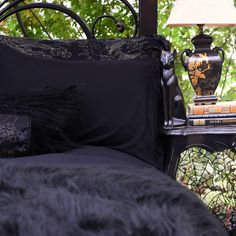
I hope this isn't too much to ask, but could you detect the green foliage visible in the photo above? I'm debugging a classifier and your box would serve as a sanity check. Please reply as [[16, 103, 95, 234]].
[[0, 0, 235, 103]]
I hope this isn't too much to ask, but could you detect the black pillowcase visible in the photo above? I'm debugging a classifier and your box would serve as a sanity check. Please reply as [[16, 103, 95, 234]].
[[0, 85, 80, 155]]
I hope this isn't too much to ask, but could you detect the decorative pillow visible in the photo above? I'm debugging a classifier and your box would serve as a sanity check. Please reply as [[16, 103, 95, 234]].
[[0, 36, 165, 168], [0, 86, 80, 155], [0, 114, 31, 157], [0, 35, 168, 61]]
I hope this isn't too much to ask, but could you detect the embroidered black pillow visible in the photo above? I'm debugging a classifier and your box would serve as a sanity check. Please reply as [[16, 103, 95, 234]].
[[0, 35, 167, 61], [0, 85, 80, 155], [0, 114, 31, 157]]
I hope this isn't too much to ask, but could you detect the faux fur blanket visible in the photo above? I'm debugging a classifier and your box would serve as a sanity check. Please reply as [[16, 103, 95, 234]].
[[0, 163, 226, 236]]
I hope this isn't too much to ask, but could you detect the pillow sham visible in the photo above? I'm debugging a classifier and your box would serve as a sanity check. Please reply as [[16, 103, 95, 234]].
[[0, 36, 164, 168], [0, 35, 167, 61], [0, 114, 31, 157], [0, 85, 80, 155]]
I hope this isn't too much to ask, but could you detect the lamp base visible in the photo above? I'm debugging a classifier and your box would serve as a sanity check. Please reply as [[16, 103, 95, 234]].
[[181, 32, 225, 107], [194, 95, 218, 105]]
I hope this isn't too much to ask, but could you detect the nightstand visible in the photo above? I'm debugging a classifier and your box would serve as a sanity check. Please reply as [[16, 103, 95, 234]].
[[162, 126, 236, 235]]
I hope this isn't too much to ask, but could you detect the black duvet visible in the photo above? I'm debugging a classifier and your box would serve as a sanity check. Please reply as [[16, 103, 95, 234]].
[[0, 147, 226, 236]]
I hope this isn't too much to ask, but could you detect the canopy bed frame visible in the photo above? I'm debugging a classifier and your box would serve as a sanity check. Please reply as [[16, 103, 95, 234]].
[[0, 0, 158, 37], [0, 0, 231, 236]]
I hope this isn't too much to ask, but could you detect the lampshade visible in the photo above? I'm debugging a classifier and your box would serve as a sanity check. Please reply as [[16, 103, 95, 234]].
[[167, 0, 236, 27]]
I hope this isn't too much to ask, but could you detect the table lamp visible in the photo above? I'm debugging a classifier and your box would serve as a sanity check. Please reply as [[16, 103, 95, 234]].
[[167, 0, 236, 105]]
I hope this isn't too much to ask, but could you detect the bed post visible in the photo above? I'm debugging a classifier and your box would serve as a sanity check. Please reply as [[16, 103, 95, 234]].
[[139, 0, 157, 36]]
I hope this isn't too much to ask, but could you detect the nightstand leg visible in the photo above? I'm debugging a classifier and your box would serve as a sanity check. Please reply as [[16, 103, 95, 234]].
[[163, 135, 187, 178]]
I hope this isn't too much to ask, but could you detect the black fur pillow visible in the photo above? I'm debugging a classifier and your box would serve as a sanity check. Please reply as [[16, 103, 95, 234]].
[[0, 85, 80, 155]]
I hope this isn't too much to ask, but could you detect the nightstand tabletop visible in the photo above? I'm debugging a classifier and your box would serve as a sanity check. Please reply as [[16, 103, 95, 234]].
[[162, 125, 236, 136]]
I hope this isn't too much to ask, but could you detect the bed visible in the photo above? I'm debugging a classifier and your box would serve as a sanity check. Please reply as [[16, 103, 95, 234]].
[[0, 0, 228, 235]]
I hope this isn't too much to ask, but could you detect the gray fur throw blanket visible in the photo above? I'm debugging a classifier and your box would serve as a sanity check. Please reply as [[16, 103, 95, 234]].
[[0, 163, 226, 236]]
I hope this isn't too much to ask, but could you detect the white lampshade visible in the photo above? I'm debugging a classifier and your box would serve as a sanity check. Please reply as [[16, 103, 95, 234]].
[[167, 0, 236, 27]]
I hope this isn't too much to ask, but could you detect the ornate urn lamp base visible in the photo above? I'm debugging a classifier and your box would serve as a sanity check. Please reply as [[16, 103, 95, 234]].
[[166, 0, 236, 106], [181, 26, 224, 105]]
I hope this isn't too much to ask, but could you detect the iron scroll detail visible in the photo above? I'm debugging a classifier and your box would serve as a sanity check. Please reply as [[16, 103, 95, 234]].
[[91, 15, 125, 39], [91, 0, 138, 38], [0, 0, 138, 39], [0, 1, 93, 39]]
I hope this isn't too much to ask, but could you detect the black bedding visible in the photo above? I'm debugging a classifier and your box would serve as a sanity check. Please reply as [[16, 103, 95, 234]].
[[0, 2, 228, 235], [0, 147, 226, 236], [0, 36, 165, 168], [0, 146, 154, 168]]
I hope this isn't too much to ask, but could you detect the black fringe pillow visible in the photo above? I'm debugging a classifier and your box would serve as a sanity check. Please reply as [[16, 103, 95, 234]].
[[0, 85, 80, 155]]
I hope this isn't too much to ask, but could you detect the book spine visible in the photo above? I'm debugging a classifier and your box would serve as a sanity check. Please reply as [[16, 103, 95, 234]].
[[188, 104, 236, 115], [188, 113, 236, 119], [189, 118, 236, 126]]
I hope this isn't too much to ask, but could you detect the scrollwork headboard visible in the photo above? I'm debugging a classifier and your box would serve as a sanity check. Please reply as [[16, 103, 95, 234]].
[[0, 0, 158, 39]]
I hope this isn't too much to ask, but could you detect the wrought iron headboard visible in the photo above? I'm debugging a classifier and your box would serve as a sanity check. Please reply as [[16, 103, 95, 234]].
[[0, 0, 157, 39]]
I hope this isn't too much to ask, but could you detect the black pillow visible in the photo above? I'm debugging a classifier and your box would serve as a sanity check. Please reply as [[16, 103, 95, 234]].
[[0, 86, 80, 155], [0, 36, 164, 168]]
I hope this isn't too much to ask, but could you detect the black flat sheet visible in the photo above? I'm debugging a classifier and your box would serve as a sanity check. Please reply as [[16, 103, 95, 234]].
[[0, 146, 154, 168]]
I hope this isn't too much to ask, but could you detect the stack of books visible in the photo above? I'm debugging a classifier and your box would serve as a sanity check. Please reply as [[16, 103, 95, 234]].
[[187, 101, 236, 126]]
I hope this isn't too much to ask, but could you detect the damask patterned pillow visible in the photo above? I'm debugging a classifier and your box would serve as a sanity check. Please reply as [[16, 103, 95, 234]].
[[0, 114, 31, 158], [0, 35, 169, 61]]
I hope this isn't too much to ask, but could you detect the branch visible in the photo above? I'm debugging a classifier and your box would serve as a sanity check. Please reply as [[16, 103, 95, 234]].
[[27, 7, 52, 39], [15, 12, 28, 37], [221, 28, 236, 48], [220, 47, 235, 98]]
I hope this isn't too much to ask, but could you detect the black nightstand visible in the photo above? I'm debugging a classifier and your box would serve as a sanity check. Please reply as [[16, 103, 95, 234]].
[[162, 126, 236, 235]]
